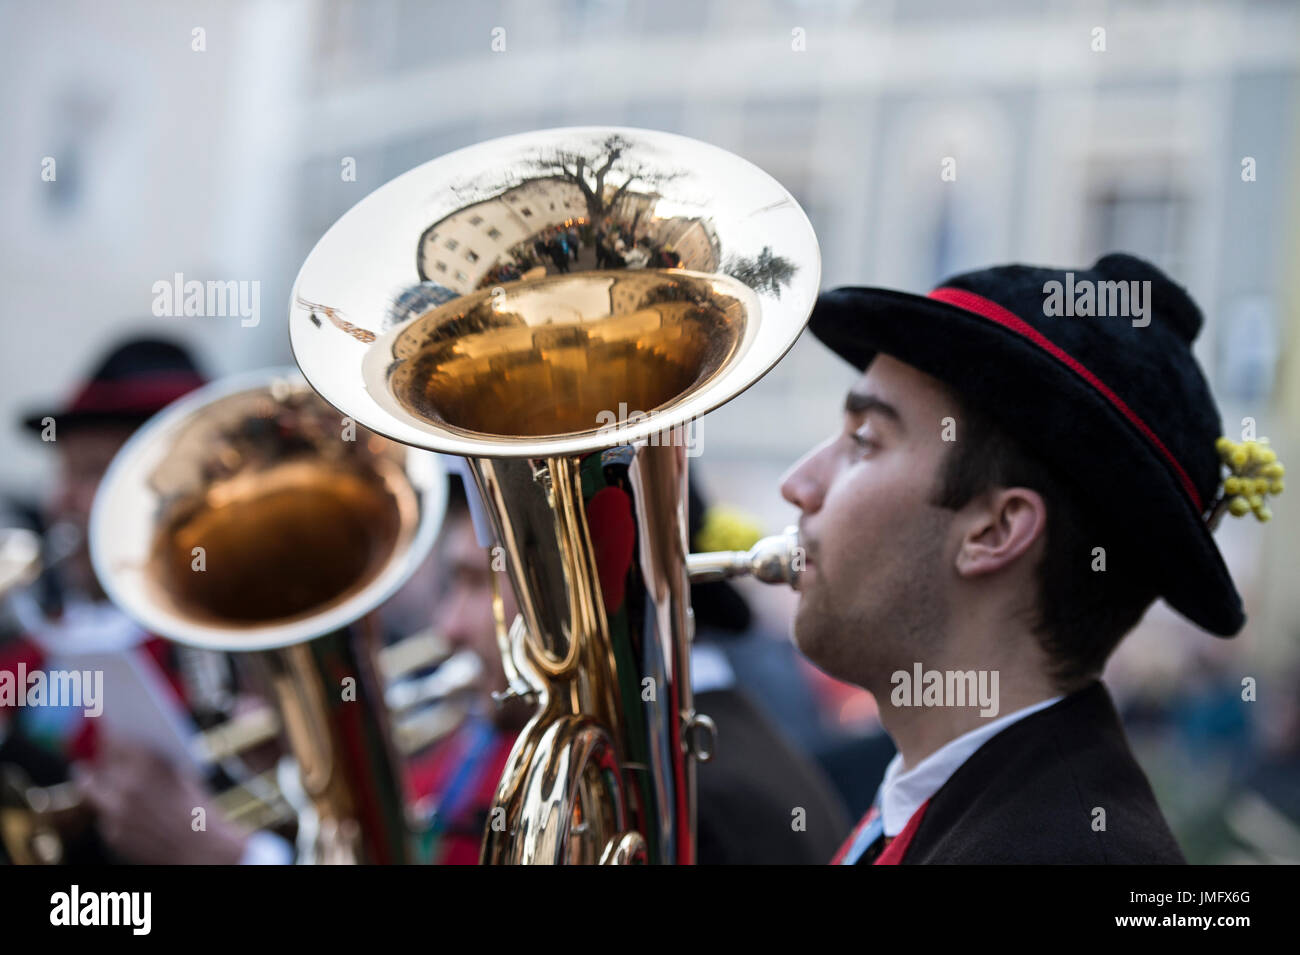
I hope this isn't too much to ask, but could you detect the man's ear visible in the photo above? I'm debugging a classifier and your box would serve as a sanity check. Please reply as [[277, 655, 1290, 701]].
[[954, 487, 1046, 578]]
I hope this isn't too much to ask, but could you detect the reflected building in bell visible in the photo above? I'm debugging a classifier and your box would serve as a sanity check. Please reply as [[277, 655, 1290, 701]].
[[417, 177, 588, 294]]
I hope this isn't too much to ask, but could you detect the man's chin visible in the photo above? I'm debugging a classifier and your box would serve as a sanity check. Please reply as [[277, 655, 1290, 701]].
[[791, 593, 884, 690], [790, 600, 838, 673]]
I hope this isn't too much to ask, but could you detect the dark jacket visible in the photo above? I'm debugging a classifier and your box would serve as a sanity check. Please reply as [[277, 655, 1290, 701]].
[[696, 687, 850, 864], [893, 680, 1185, 864]]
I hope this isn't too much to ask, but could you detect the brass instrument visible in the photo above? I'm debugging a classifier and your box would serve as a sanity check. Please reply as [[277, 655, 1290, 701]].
[[0, 628, 466, 864], [380, 631, 483, 755], [0, 704, 290, 865], [88, 369, 446, 863], [0, 530, 77, 864], [289, 127, 819, 863], [0, 526, 296, 862]]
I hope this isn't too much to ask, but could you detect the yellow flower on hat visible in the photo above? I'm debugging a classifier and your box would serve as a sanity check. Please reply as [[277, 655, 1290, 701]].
[[1212, 436, 1286, 524]]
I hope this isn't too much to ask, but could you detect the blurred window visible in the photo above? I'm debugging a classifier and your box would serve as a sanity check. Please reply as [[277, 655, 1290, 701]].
[[1085, 173, 1188, 277]]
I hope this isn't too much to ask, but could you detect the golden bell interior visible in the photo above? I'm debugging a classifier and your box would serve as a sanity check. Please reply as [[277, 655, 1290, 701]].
[[386, 271, 747, 439]]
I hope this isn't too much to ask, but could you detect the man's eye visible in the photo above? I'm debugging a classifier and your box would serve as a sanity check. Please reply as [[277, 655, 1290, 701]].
[[850, 432, 877, 452]]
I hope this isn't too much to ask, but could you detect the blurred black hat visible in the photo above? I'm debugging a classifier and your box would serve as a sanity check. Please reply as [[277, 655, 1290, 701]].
[[22, 337, 206, 436]]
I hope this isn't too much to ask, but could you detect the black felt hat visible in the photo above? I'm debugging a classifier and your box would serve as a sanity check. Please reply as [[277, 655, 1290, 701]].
[[809, 253, 1244, 637], [22, 337, 206, 436]]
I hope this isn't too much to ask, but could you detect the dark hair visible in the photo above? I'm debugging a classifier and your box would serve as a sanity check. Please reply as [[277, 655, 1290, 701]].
[[928, 395, 1159, 688]]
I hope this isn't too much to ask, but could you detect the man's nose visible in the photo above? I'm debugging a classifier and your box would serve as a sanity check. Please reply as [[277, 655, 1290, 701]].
[[780, 441, 832, 514]]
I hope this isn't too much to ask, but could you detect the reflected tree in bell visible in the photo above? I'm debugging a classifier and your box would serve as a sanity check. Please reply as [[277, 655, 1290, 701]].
[[453, 134, 687, 224], [723, 245, 798, 299]]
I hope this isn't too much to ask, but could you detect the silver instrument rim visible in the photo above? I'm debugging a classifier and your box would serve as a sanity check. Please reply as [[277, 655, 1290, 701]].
[[288, 124, 822, 458], [88, 367, 446, 652]]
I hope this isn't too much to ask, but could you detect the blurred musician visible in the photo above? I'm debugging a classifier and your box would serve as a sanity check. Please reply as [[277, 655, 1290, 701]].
[[1, 338, 289, 864], [405, 479, 529, 865]]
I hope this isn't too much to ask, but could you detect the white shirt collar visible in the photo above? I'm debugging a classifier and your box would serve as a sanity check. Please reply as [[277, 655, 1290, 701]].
[[878, 694, 1064, 836]]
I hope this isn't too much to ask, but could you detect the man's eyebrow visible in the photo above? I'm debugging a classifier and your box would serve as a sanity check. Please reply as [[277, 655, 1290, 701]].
[[843, 391, 904, 428]]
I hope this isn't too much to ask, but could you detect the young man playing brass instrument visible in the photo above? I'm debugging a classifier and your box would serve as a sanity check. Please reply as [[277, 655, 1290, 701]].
[[779, 254, 1282, 864]]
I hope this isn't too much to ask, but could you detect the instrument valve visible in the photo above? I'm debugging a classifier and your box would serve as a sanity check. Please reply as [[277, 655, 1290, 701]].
[[492, 682, 539, 707], [681, 710, 717, 763]]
